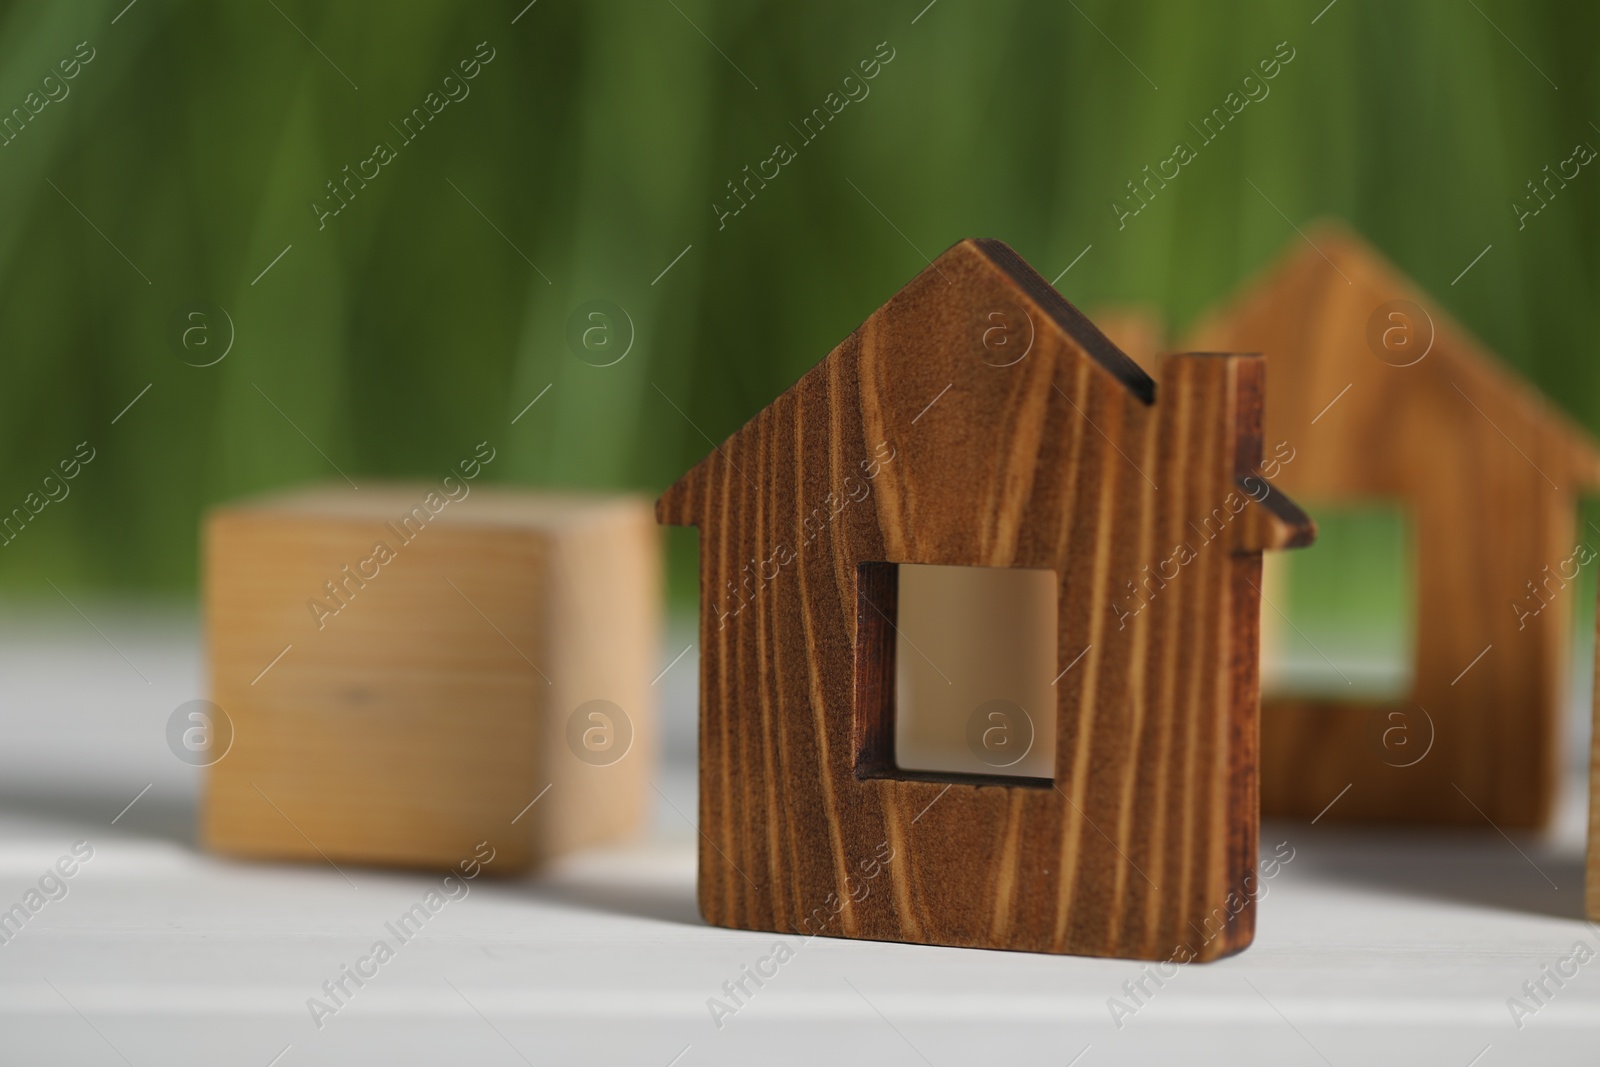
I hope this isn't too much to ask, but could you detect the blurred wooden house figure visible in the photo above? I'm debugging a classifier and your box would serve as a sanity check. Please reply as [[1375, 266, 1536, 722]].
[[657, 237, 1313, 960], [1187, 223, 1600, 829]]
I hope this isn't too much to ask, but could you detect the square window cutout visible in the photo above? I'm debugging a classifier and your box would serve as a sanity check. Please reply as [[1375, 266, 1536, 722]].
[[1260, 504, 1414, 701], [855, 562, 1058, 784]]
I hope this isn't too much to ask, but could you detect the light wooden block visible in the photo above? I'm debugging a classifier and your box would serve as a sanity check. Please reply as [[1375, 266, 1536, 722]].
[[658, 238, 1315, 960], [201, 484, 658, 872]]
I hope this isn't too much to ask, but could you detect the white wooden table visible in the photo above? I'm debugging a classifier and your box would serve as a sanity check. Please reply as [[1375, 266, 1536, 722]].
[[0, 608, 1596, 1065]]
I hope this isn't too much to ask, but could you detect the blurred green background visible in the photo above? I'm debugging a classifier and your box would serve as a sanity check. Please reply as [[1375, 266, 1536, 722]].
[[0, 0, 1596, 608]]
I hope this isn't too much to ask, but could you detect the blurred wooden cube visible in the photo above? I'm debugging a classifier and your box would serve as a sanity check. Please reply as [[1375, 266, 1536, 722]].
[[201, 484, 658, 872]]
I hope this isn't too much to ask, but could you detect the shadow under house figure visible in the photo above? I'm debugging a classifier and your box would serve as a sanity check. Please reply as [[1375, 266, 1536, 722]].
[[1187, 223, 1600, 831], [657, 238, 1315, 960]]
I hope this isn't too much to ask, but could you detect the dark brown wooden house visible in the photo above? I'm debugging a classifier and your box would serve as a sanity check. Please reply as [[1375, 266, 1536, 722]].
[[658, 238, 1314, 959]]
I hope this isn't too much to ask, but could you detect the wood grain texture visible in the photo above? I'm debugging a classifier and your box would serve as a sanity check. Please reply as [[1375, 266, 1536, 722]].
[[659, 238, 1313, 960], [203, 486, 658, 872], [1187, 224, 1600, 829]]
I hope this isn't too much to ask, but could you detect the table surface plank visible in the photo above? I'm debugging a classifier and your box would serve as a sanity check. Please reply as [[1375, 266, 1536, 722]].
[[0, 608, 1595, 1065]]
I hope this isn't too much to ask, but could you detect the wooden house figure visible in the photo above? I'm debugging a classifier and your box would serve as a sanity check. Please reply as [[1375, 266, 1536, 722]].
[[658, 238, 1314, 960], [1187, 224, 1600, 829]]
